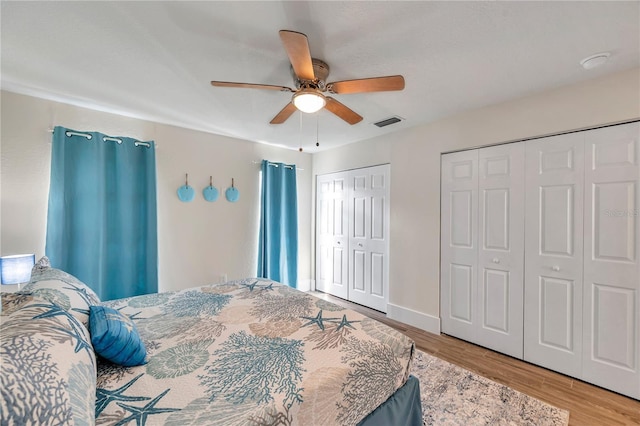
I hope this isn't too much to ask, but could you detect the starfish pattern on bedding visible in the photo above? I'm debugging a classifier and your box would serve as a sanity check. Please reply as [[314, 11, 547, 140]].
[[115, 388, 180, 425], [52, 326, 93, 353], [127, 310, 143, 320], [31, 302, 76, 322], [241, 281, 274, 292], [30, 303, 94, 358], [95, 374, 150, 416], [63, 283, 98, 304], [31, 303, 88, 334], [243, 281, 259, 291], [301, 310, 339, 331]]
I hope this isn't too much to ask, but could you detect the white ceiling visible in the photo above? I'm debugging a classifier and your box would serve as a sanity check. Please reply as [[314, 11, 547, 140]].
[[2, 1, 639, 152]]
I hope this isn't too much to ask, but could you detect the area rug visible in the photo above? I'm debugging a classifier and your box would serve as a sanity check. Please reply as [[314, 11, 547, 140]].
[[410, 350, 570, 425]]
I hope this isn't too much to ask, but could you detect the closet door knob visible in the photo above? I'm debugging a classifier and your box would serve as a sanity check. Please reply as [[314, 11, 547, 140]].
[[358, 243, 363, 247], [552, 265, 560, 272], [337, 241, 341, 245], [492, 258, 500, 264]]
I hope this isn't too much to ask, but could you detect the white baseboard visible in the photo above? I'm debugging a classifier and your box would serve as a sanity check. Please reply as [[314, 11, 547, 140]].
[[386, 303, 441, 335], [297, 279, 312, 292]]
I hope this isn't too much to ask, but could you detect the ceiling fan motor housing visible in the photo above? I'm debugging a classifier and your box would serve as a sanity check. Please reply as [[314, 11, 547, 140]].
[[292, 58, 330, 90]]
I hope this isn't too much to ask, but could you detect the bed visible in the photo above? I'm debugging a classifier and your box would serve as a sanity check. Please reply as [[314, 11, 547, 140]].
[[1, 259, 422, 425]]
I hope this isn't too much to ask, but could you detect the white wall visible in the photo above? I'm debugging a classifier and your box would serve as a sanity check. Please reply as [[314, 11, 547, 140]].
[[3, 67, 638, 328], [313, 67, 640, 333], [0, 91, 313, 293]]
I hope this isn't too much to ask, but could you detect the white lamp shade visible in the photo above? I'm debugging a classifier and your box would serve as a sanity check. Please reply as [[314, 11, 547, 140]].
[[0, 254, 35, 284], [292, 90, 326, 113]]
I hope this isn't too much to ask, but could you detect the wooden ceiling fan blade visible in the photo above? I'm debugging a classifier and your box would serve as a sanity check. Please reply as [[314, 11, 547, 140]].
[[325, 97, 363, 125], [279, 30, 315, 81], [270, 102, 297, 124], [211, 81, 294, 92], [327, 75, 405, 94]]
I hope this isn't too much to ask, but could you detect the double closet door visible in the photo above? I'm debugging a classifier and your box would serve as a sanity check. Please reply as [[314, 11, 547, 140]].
[[441, 121, 640, 399], [525, 123, 640, 399], [316, 164, 390, 312]]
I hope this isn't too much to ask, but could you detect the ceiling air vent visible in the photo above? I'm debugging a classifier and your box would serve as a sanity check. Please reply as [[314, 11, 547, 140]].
[[373, 116, 403, 128]]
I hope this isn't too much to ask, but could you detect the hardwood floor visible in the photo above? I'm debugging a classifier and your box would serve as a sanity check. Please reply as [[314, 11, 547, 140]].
[[311, 292, 640, 426]]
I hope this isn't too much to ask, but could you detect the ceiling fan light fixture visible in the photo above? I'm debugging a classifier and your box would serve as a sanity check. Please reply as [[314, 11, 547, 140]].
[[292, 89, 326, 113]]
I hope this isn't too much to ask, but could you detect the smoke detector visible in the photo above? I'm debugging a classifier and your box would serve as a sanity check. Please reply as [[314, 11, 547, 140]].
[[580, 52, 610, 70]]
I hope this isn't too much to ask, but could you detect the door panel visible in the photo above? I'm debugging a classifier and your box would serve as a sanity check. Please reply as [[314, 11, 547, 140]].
[[451, 191, 474, 247], [371, 253, 384, 296], [477, 143, 525, 358], [483, 189, 509, 250], [332, 247, 346, 286], [592, 285, 635, 368], [353, 249, 365, 292], [583, 121, 640, 399], [353, 196, 366, 238], [524, 133, 584, 377], [315, 172, 349, 299], [483, 268, 509, 333], [539, 276, 575, 351], [441, 150, 479, 342], [333, 195, 346, 237], [540, 185, 575, 256], [316, 177, 333, 293], [593, 181, 636, 261], [450, 263, 473, 322], [348, 164, 390, 312], [372, 198, 385, 240]]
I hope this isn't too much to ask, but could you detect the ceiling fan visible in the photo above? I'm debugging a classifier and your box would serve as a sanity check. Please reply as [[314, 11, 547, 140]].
[[211, 30, 405, 125]]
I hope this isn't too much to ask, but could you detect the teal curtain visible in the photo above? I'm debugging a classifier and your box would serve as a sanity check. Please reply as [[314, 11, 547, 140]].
[[46, 126, 158, 300], [257, 160, 298, 288]]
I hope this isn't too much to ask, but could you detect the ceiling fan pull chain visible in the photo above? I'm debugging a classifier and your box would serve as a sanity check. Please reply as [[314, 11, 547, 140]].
[[298, 112, 304, 152]]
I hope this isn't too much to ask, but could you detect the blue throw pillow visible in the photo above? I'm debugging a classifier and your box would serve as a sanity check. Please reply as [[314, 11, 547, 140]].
[[89, 305, 147, 366]]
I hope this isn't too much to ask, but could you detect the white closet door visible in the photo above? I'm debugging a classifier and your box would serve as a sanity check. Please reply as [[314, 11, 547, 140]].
[[524, 133, 585, 377], [441, 150, 479, 342], [477, 143, 525, 358], [315, 172, 349, 299], [348, 164, 390, 312], [582, 122, 640, 399]]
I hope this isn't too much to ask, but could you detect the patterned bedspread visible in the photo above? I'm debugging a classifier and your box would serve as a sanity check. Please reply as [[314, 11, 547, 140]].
[[96, 279, 415, 425]]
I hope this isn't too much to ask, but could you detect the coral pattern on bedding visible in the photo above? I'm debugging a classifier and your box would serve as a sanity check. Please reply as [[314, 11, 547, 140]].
[[22, 261, 102, 328], [96, 279, 414, 426], [0, 297, 97, 425]]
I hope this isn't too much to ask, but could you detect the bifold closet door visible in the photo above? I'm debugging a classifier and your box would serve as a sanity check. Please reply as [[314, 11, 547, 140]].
[[442, 122, 639, 398], [315, 172, 349, 299], [524, 133, 585, 378], [441, 150, 479, 343], [441, 146, 525, 356], [582, 122, 640, 399], [347, 164, 390, 313], [476, 143, 525, 358], [316, 165, 391, 312]]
